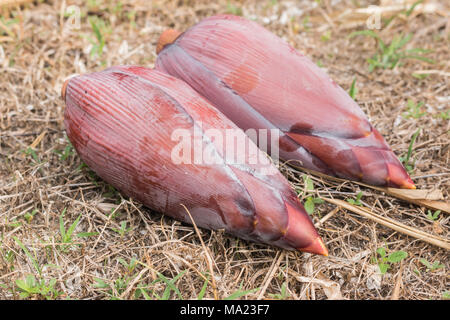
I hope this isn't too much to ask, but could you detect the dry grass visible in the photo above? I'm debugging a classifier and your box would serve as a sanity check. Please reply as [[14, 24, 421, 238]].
[[0, 0, 448, 300]]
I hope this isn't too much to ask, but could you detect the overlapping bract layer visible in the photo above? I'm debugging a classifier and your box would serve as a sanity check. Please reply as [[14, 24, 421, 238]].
[[155, 14, 414, 189], [62, 66, 328, 255]]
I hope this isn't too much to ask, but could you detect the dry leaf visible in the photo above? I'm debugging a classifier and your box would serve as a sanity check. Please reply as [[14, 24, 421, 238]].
[[384, 188, 443, 200], [380, 188, 449, 214], [96, 202, 117, 213], [293, 166, 449, 213], [415, 200, 450, 214], [322, 281, 344, 300], [288, 270, 344, 300], [322, 198, 450, 250], [317, 274, 344, 300]]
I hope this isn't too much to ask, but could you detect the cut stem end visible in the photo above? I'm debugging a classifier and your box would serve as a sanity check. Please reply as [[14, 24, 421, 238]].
[[156, 29, 182, 54]]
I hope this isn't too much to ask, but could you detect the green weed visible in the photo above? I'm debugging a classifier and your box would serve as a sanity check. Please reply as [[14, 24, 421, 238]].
[[118, 257, 138, 274], [349, 78, 358, 99], [399, 129, 420, 174], [419, 259, 444, 272], [196, 274, 210, 300], [226, 2, 243, 16], [24, 209, 38, 223], [347, 191, 363, 206], [13, 237, 62, 299], [93, 277, 129, 300], [349, 31, 434, 72], [87, 16, 109, 58], [15, 275, 62, 300], [434, 111, 449, 120], [403, 99, 426, 119], [14, 237, 41, 276], [54, 139, 74, 161], [412, 73, 429, 79], [426, 210, 441, 221], [321, 30, 332, 42], [59, 208, 82, 251], [299, 175, 324, 215], [112, 221, 131, 237], [225, 281, 259, 300], [134, 270, 188, 300], [374, 247, 408, 274], [152, 270, 187, 300], [268, 282, 289, 300], [24, 147, 40, 164]]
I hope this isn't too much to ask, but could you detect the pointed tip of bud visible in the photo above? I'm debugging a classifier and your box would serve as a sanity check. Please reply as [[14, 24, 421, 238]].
[[299, 236, 329, 256], [156, 29, 182, 54], [386, 163, 415, 189], [282, 201, 328, 256], [401, 179, 416, 189]]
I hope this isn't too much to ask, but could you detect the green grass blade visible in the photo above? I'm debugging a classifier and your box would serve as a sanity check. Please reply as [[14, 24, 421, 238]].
[[13, 237, 41, 276], [349, 78, 357, 99], [396, 33, 412, 49], [90, 18, 103, 43], [157, 270, 186, 300], [140, 288, 152, 300], [225, 287, 259, 300], [406, 129, 420, 163], [66, 214, 82, 239], [197, 274, 210, 300], [76, 232, 98, 238], [405, 0, 423, 16], [348, 30, 381, 40], [403, 55, 435, 64]]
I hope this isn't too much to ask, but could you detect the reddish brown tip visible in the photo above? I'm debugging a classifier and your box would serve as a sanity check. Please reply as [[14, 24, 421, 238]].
[[156, 29, 181, 54], [283, 201, 329, 256], [300, 236, 329, 256], [61, 79, 69, 101], [386, 163, 416, 189], [401, 178, 416, 189]]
